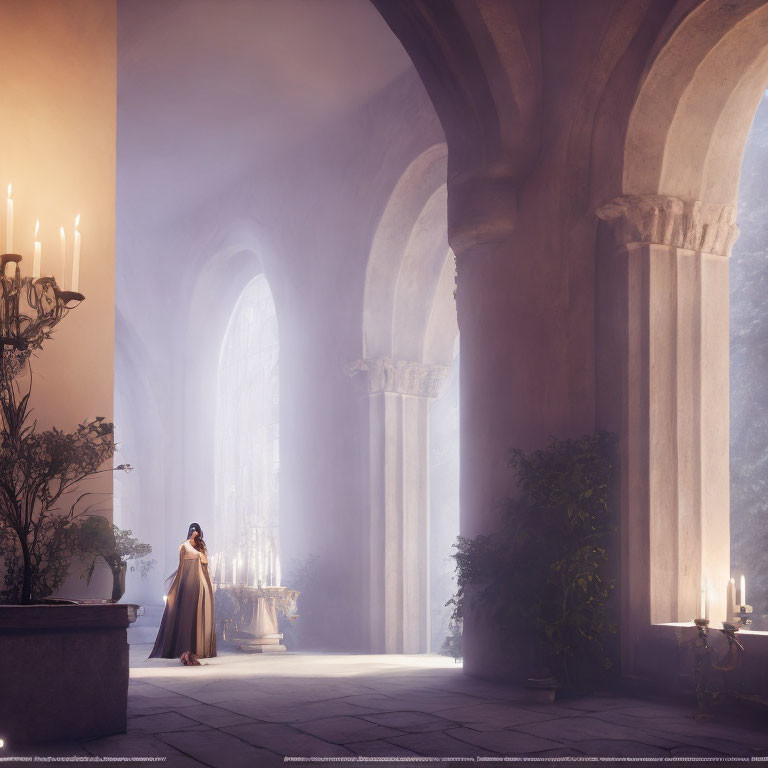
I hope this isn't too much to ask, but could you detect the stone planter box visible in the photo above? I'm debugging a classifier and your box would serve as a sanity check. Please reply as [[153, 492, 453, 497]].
[[0, 603, 130, 744]]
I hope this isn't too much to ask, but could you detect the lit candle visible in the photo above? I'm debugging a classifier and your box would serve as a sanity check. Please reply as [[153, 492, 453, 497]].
[[71, 214, 81, 292], [740, 574, 746, 609], [59, 226, 66, 283], [6, 184, 13, 253], [32, 220, 41, 279], [727, 578, 736, 622]]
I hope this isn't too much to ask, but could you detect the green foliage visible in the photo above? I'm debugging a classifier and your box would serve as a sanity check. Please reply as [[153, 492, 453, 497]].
[[71, 516, 155, 601], [450, 432, 618, 688], [0, 355, 130, 604], [439, 617, 463, 662]]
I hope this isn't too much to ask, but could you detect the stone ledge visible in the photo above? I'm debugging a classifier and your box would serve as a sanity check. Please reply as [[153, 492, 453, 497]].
[[0, 603, 130, 631]]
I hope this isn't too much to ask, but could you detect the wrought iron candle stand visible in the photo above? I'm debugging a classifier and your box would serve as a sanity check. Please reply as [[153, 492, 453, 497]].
[[0, 253, 84, 361], [692, 618, 746, 714]]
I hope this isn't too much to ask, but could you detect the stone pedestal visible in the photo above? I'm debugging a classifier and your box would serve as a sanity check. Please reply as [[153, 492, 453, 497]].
[[237, 596, 286, 653], [0, 604, 129, 744], [216, 584, 298, 653]]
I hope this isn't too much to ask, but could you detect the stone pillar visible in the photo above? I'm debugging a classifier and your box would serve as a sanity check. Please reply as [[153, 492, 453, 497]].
[[448, 178, 599, 680], [596, 195, 738, 674], [350, 357, 449, 653]]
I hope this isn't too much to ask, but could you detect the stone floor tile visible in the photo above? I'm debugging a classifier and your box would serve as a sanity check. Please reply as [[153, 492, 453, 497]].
[[437, 702, 560, 729], [222, 721, 355, 756], [82, 731, 211, 766], [157, 728, 284, 768], [170, 702, 257, 728], [569, 738, 670, 757], [340, 693, 415, 712], [445, 725, 564, 755], [671, 744, 729, 757], [528, 747, 586, 757], [384, 729, 499, 756], [559, 694, 664, 711], [220, 697, 378, 722], [360, 710, 459, 733], [127, 711, 204, 733], [624, 717, 768, 750], [129, 693, 203, 711], [346, 739, 422, 756], [510, 714, 681, 749], [293, 715, 405, 744]]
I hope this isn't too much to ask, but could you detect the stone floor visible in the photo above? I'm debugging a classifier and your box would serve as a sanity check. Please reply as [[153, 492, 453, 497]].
[[3, 644, 768, 765]]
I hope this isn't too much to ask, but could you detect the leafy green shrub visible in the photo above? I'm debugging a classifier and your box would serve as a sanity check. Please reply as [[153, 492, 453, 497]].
[[449, 432, 618, 688]]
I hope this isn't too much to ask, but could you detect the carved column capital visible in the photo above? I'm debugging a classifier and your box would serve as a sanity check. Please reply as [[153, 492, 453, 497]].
[[345, 357, 451, 398], [596, 194, 739, 257]]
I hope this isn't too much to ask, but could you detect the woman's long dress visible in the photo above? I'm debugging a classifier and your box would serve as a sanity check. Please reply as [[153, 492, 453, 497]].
[[149, 541, 217, 659]]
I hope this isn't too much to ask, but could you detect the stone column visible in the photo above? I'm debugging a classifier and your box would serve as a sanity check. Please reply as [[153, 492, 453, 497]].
[[596, 195, 738, 673], [349, 357, 449, 653]]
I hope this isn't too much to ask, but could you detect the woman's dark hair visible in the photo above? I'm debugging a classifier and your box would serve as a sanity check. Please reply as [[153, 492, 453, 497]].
[[187, 522, 207, 553]]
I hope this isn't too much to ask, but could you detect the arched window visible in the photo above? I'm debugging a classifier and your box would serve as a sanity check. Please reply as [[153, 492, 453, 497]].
[[429, 341, 459, 652], [731, 90, 768, 629], [214, 274, 280, 586]]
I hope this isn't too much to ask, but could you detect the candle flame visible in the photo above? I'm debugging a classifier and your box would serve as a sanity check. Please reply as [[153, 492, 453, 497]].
[[7, 184, 11, 198], [60, 225, 65, 238], [34, 219, 39, 239], [75, 213, 80, 229]]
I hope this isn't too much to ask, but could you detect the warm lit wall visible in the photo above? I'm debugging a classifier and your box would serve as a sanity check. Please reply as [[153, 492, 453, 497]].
[[0, 0, 117, 596]]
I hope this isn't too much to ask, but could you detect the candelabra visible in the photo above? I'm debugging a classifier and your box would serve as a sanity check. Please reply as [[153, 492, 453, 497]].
[[692, 617, 747, 714], [0, 253, 83, 364]]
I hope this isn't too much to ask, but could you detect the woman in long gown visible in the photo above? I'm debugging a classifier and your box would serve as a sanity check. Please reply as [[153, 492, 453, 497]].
[[149, 522, 217, 663]]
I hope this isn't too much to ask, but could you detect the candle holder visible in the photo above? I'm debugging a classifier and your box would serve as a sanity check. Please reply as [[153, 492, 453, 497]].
[[738, 605, 753, 629], [712, 622, 744, 672], [0, 254, 84, 361]]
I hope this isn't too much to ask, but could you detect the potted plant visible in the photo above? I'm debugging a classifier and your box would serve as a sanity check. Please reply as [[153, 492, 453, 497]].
[[450, 432, 619, 696], [0, 269, 132, 744], [72, 516, 155, 603]]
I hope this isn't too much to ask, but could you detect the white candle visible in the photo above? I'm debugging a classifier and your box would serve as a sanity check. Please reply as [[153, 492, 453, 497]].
[[700, 586, 705, 620], [6, 184, 13, 253], [71, 214, 81, 292], [740, 574, 746, 608], [32, 220, 41, 279], [4, 259, 15, 279], [59, 226, 66, 284], [276, 551, 281, 587]]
